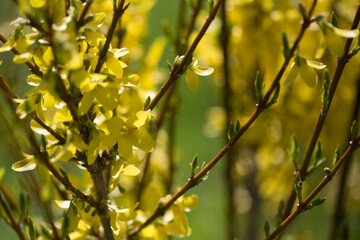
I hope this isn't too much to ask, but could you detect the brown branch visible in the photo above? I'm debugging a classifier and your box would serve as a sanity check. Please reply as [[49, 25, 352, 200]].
[[89, 159, 114, 240], [330, 78, 360, 240], [127, 1, 319, 237], [94, 0, 126, 73], [137, 0, 202, 202], [0, 182, 20, 214], [175, 0, 186, 53], [220, 1, 236, 239], [269, 135, 360, 240], [282, 3, 360, 219], [145, 0, 225, 111], [0, 192, 26, 240], [76, 0, 94, 28], [0, 33, 43, 77], [33, 116, 66, 144], [186, 0, 203, 41]]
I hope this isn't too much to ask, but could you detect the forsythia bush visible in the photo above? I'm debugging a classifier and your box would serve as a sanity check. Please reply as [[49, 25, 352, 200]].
[[0, 0, 360, 239]]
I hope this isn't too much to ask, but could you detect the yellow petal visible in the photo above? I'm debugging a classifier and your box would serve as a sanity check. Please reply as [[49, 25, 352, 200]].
[[78, 91, 95, 116], [95, 87, 118, 110], [300, 63, 317, 88], [107, 54, 123, 78], [283, 63, 298, 87], [185, 70, 199, 92], [325, 31, 345, 57], [165, 206, 191, 237], [27, 74, 42, 86], [85, 30, 106, 47], [109, 158, 123, 192], [117, 136, 132, 159], [333, 27, 359, 38], [129, 127, 155, 152], [306, 60, 326, 70], [30, 0, 46, 8], [191, 65, 214, 76], [0, 40, 14, 53], [13, 52, 33, 64], [181, 195, 199, 212], [122, 164, 141, 176], [12, 156, 37, 172], [87, 136, 100, 165], [111, 48, 129, 58], [107, 116, 125, 136], [100, 134, 117, 150], [53, 200, 71, 209]]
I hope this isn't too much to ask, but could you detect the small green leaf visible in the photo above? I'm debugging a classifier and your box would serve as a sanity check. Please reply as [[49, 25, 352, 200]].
[[276, 200, 284, 227], [59, 168, 69, 182], [264, 219, 270, 239], [167, 59, 172, 71], [313, 14, 325, 22], [298, 3, 306, 17], [190, 154, 198, 178], [330, 12, 339, 28], [227, 122, 236, 144], [85, 205, 92, 213], [306, 197, 327, 210], [294, 172, 302, 203], [208, 0, 214, 15], [19, 193, 29, 221], [266, 83, 280, 108], [26, 216, 37, 240], [143, 96, 151, 110], [351, 120, 358, 141], [199, 162, 209, 182], [321, 70, 330, 109], [255, 71, 264, 103], [235, 120, 240, 133], [308, 142, 326, 173], [311, 197, 327, 207], [40, 224, 52, 238], [282, 32, 290, 61], [288, 135, 299, 170], [332, 145, 341, 167], [123, 1, 130, 11], [323, 69, 330, 84]]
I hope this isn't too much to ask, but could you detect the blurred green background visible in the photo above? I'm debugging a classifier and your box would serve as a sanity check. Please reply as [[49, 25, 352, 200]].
[[1, 0, 360, 240]]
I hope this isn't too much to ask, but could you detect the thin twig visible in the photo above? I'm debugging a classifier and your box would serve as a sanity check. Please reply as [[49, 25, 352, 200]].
[[220, 1, 236, 239], [127, 1, 318, 237], [145, 0, 225, 111], [0, 182, 20, 214], [137, 0, 202, 202], [186, 0, 203, 41], [282, 3, 360, 219], [94, 0, 126, 73], [269, 134, 360, 240], [0, 192, 26, 240], [330, 78, 360, 240], [76, 0, 94, 28]]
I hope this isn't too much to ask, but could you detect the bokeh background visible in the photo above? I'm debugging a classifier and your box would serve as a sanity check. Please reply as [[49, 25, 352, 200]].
[[1, 0, 360, 239]]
